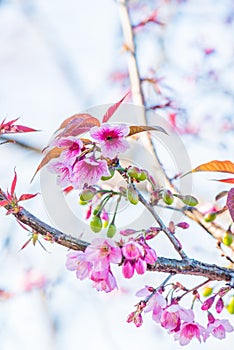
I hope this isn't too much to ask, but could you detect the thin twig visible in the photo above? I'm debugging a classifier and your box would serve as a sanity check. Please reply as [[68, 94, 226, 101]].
[[138, 191, 187, 259], [118, 0, 228, 246]]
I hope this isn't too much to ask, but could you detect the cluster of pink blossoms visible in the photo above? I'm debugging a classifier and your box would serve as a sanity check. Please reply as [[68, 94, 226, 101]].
[[66, 237, 157, 292], [127, 286, 233, 346], [48, 123, 130, 190]]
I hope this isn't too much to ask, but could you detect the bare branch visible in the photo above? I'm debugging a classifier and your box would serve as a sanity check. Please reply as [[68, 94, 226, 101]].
[[118, 0, 228, 245]]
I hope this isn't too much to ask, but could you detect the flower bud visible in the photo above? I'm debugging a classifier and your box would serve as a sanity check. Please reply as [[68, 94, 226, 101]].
[[163, 189, 174, 205], [127, 185, 139, 205], [80, 188, 95, 202], [215, 297, 224, 313], [204, 212, 217, 222], [226, 296, 234, 314], [90, 215, 102, 233], [222, 231, 233, 246], [107, 223, 116, 238], [138, 170, 148, 181], [127, 166, 141, 180], [181, 195, 198, 206], [201, 296, 215, 311], [176, 222, 190, 229], [202, 286, 213, 297]]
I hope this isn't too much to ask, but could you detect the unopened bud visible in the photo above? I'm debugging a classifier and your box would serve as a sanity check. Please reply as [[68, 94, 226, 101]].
[[202, 286, 213, 297], [222, 232, 233, 246], [180, 195, 198, 206], [163, 189, 174, 205], [127, 185, 139, 205], [127, 166, 141, 180], [90, 215, 102, 233], [176, 222, 190, 229], [107, 223, 116, 238], [204, 212, 217, 222], [226, 296, 234, 314], [80, 188, 95, 202]]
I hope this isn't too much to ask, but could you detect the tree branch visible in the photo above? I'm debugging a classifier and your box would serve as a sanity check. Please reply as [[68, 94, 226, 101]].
[[118, 0, 229, 246], [1, 190, 233, 283]]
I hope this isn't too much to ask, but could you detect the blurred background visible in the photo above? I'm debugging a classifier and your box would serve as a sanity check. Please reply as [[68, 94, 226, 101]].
[[0, 0, 234, 349]]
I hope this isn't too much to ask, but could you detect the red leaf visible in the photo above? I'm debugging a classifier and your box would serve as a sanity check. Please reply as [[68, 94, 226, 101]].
[[56, 114, 100, 139], [18, 193, 38, 202], [213, 178, 234, 184], [31, 147, 64, 182], [0, 118, 37, 134], [102, 92, 129, 123], [227, 188, 234, 221], [19, 237, 32, 251], [182, 160, 234, 178], [11, 169, 17, 197], [128, 125, 167, 137], [193, 160, 234, 174], [0, 200, 9, 207]]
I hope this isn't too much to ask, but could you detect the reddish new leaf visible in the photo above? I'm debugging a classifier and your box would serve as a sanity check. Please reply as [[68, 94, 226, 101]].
[[102, 92, 129, 123], [227, 188, 234, 221], [19, 193, 38, 202], [213, 178, 234, 184], [0, 118, 37, 134], [128, 125, 167, 137], [0, 200, 9, 207], [31, 147, 64, 182], [192, 160, 234, 174], [10, 169, 17, 197], [56, 115, 100, 139], [56, 113, 100, 133]]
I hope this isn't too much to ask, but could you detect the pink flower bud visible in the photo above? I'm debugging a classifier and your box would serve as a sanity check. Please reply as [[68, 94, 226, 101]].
[[134, 313, 143, 327], [215, 297, 224, 313], [201, 296, 215, 311], [177, 222, 190, 229]]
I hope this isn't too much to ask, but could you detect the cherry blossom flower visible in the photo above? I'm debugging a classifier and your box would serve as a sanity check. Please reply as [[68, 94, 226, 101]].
[[90, 123, 130, 159], [85, 238, 122, 271], [160, 304, 194, 332], [136, 287, 167, 322], [127, 312, 143, 327], [91, 269, 117, 293], [207, 318, 233, 339], [48, 159, 72, 187], [71, 157, 110, 189], [66, 251, 92, 280], [174, 321, 209, 346], [121, 240, 157, 278], [53, 136, 83, 160]]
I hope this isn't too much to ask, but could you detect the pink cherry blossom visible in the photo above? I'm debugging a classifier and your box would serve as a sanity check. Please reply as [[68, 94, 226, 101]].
[[136, 287, 167, 323], [121, 240, 157, 279], [160, 304, 194, 332], [48, 159, 72, 187], [174, 321, 209, 346], [127, 312, 143, 327], [66, 251, 92, 280], [91, 269, 117, 293], [71, 157, 110, 189], [90, 123, 130, 159], [207, 318, 233, 339], [53, 136, 83, 160], [85, 238, 122, 272]]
